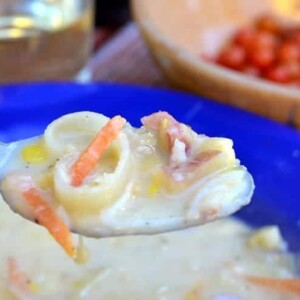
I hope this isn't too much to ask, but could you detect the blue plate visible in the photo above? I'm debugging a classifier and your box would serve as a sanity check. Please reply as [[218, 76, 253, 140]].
[[0, 83, 299, 251]]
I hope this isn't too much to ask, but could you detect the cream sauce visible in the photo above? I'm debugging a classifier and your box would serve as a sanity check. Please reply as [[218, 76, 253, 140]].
[[0, 199, 296, 300]]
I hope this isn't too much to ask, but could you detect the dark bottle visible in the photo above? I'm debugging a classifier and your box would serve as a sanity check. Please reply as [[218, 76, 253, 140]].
[[95, 0, 130, 26]]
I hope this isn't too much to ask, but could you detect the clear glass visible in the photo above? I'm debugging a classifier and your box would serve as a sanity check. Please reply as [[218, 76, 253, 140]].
[[0, 0, 94, 83]]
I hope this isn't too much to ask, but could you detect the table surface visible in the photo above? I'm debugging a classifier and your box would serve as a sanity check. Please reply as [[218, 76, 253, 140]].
[[90, 23, 167, 87]]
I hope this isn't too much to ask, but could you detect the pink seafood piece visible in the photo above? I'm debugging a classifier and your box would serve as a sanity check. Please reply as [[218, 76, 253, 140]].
[[141, 111, 189, 150], [164, 150, 221, 182]]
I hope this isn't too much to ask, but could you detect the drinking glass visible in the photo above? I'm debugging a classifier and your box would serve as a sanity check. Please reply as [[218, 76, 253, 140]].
[[0, 0, 94, 82]]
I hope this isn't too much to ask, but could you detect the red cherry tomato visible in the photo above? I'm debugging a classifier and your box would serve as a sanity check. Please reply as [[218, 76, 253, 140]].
[[278, 42, 300, 63], [283, 28, 300, 46], [248, 47, 275, 69], [284, 62, 300, 79], [217, 45, 246, 70], [250, 31, 278, 50], [215, 14, 300, 87], [264, 65, 291, 83], [233, 27, 256, 49], [294, 31, 300, 46]]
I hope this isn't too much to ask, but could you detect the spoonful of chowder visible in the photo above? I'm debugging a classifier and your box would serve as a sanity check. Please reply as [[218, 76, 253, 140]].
[[0, 111, 254, 258]]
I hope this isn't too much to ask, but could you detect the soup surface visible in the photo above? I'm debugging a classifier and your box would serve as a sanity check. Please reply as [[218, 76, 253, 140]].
[[0, 198, 297, 300]]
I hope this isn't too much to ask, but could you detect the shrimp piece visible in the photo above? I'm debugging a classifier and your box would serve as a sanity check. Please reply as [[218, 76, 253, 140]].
[[143, 112, 235, 190], [141, 111, 190, 151], [164, 150, 222, 182]]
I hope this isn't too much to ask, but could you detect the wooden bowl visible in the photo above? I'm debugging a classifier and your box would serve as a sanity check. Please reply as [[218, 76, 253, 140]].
[[132, 0, 300, 127]]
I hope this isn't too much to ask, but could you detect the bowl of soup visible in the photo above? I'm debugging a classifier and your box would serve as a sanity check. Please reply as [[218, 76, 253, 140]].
[[0, 84, 299, 299]]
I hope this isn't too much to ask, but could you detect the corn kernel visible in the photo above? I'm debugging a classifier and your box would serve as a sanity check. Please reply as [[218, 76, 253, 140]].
[[247, 226, 286, 251], [185, 284, 202, 300], [28, 282, 40, 293], [148, 174, 161, 197], [22, 143, 48, 164], [185, 293, 198, 300], [148, 182, 159, 197]]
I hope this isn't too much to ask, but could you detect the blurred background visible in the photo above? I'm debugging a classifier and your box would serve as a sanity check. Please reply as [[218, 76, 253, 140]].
[[95, 0, 130, 26], [0, 0, 299, 126], [92, 0, 164, 86], [0, 0, 161, 84]]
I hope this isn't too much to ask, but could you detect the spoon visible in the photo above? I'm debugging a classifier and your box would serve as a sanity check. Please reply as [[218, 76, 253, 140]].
[[0, 112, 255, 240], [0, 135, 254, 239]]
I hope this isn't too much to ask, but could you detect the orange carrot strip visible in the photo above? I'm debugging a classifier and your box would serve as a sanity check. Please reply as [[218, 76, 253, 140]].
[[7, 258, 31, 296], [245, 275, 300, 294], [23, 187, 75, 257], [71, 116, 126, 187]]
